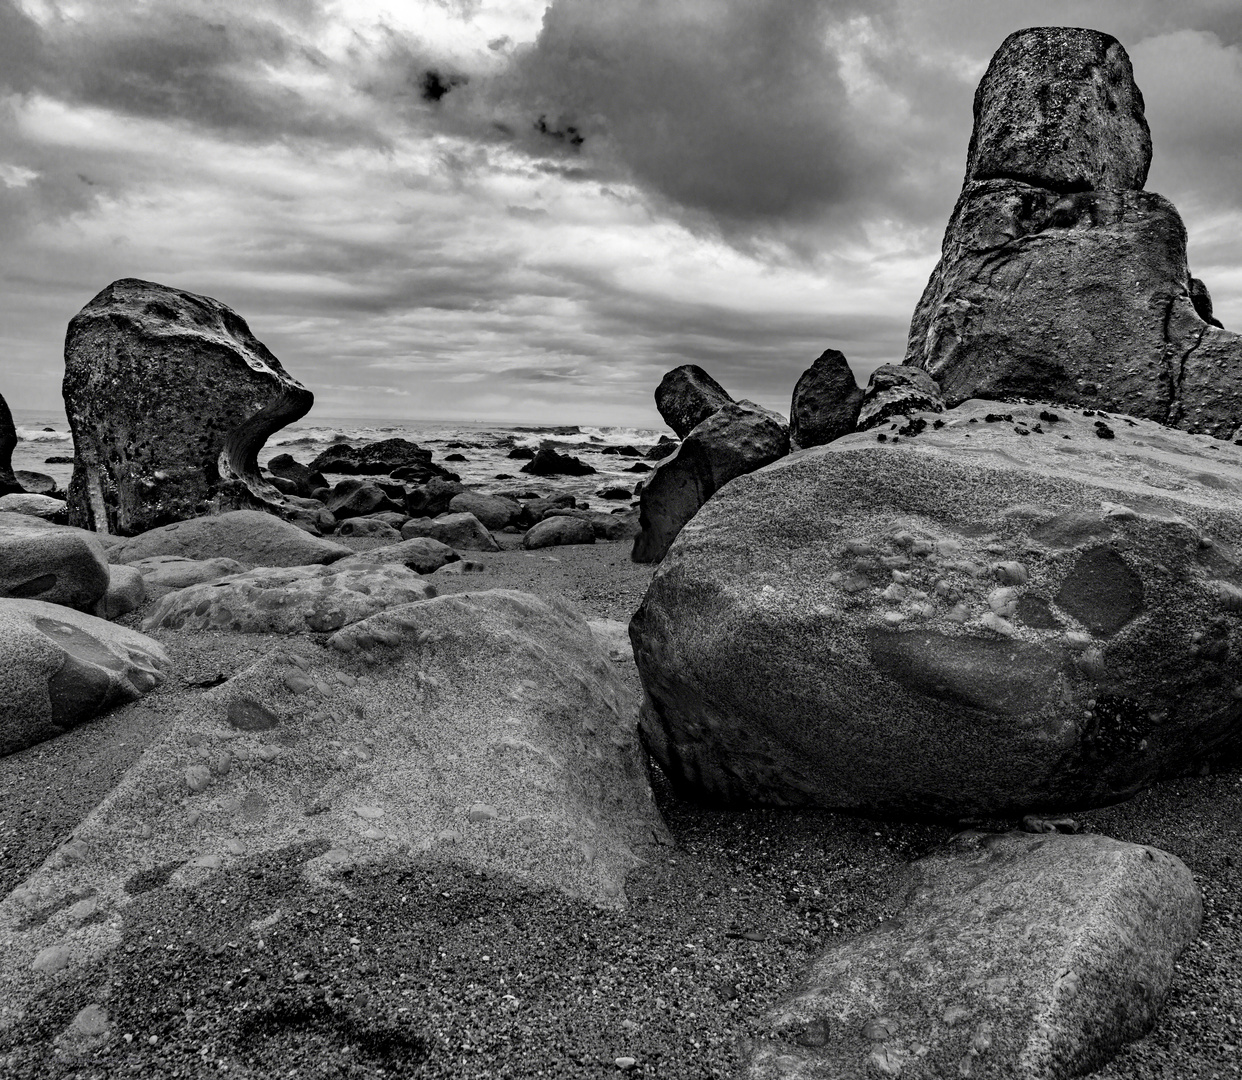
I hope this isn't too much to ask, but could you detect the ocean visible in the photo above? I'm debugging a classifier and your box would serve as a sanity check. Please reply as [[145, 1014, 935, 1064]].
[[8, 410, 670, 512]]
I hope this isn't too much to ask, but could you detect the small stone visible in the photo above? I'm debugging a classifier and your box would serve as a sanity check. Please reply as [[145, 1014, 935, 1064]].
[[354, 805, 385, 820], [184, 765, 212, 793], [862, 1016, 899, 1041], [882, 611, 906, 626], [224, 839, 246, 855], [66, 898, 98, 923], [993, 561, 1029, 585], [227, 698, 280, 732], [468, 804, 498, 822], [615, 1058, 637, 1071], [139, 824, 154, 839], [32, 944, 72, 972], [322, 848, 352, 864], [981, 612, 1015, 636], [187, 809, 202, 825], [943, 1004, 971, 1026], [255, 745, 279, 762], [192, 854, 223, 869], [987, 587, 1019, 617], [283, 672, 313, 694], [69, 1003, 110, 1038], [945, 603, 970, 623]]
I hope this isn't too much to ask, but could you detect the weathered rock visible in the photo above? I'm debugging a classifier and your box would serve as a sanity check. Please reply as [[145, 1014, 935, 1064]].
[[333, 517, 401, 541], [15, 471, 59, 496], [856, 365, 945, 432], [0, 493, 68, 521], [400, 512, 500, 552], [109, 510, 349, 567], [0, 516, 110, 610], [519, 447, 597, 477], [597, 486, 634, 501], [143, 563, 436, 633], [655, 365, 734, 439], [449, 491, 522, 530], [265, 453, 326, 498], [632, 402, 790, 564], [905, 29, 1242, 437], [750, 831, 1199, 1079], [0, 598, 168, 756], [405, 477, 467, 518], [790, 349, 865, 448], [522, 494, 579, 523], [630, 399, 1242, 816], [546, 507, 641, 542], [325, 479, 401, 520], [62, 278, 313, 535], [93, 564, 146, 620], [332, 537, 459, 575], [0, 391, 19, 496], [523, 515, 596, 549], [645, 436, 680, 460], [127, 555, 248, 589], [310, 439, 455, 482], [506, 446, 535, 460]]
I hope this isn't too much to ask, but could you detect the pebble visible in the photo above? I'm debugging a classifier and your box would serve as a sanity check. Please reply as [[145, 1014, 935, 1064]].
[[66, 898, 98, 923], [69, 1003, 110, 1038], [284, 672, 313, 694], [184, 765, 212, 793], [987, 587, 1019, 617], [468, 804, 498, 822], [615, 1058, 637, 1071], [355, 805, 385, 820], [224, 839, 246, 855], [193, 854, 224, 869], [255, 746, 279, 762], [993, 561, 1029, 585], [31, 944, 72, 973], [322, 848, 352, 864], [980, 612, 1015, 637]]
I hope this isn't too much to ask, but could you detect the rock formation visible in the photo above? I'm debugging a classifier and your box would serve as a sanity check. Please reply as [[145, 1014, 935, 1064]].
[[631, 399, 1242, 816], [789, 349, 864, 449], [62, 279, 314, 535], [655, 365, 734, 439], [0, 391, 20, 496], [309, 439, 455, 482], [855, 365, 945, 432], [400, 511, 500, 552], [108, 509, 348, 567], [519, 447, 597, 477], [905, 27, 1242, 438], [0, 514, 111, 610]]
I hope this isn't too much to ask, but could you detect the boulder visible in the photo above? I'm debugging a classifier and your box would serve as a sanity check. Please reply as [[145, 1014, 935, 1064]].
[[142, 563, 436, 634], [400, 511, 500, 552], [14, 471, 58, 496], [109, 510, 349, 568], [789, 349, 865, 448], [310, 439, 455, 483], [0, 516, 110, 610], [546, 507, 640, 543], [325, 478, 401, 520], [62, 278, 313, 535], [630, 399, 1242, 816], [127, 555, 248, 589], [0, 598, 168, 756], [519, 447, 597, 477], [905, 28, 1242, 438], [600, 445, 641, 457], [93, 564, 146, 620], [265, 453, 326, 497], [0, 493, 68, 521], [334, 517, 401, 541], [448, 491, 522, 530], [332, 537, 459, 575], [856, 365, 945, 432], [506, 447, 536, 460], [523, 515, 596, 549], [750, 831, 1199, 1079], [522, 494, 579, 523], [597, 487, 634, 501], [632, 402, 790, 564], [655, 364, 734, 439], [405, 477, 466, 518], [0, 391, 19, 496], [645, 436, 680, 460], [627, 462, 652, 473]]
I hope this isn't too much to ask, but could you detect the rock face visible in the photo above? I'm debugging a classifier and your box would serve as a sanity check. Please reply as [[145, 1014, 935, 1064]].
[[789, 349, 865, 449], [632, 402, 790, 564], [631, 399, 1242, 816], [62, 279, 313, 535], [0, 391, 20, 496], [905, 28, 1242, 438], [0, 598, 168, 756], [143, 564, 436, 633], [655, 365, 734, 439], [750, 831, 1199, 1079], [857, 365, 945, 432], [0, 515, 111, 610], [519, 447, 597, 477], [109, 510, 349, 567]]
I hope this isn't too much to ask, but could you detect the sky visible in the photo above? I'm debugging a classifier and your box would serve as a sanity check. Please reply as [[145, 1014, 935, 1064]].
[[1, 1, 1241, 427]]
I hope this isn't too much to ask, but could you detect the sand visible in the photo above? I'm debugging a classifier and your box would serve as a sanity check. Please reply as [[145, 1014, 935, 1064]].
[[0, 536, 1238, 1078]]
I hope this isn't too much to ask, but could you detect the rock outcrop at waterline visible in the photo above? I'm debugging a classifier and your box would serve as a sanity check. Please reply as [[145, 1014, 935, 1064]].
[[0, 392, 21, 497], [904, 27, 1242, 438], [63, 279, 314, 535]]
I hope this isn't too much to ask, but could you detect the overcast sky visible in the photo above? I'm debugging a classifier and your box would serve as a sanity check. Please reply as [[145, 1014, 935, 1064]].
[[2, 0, 1241, 427]]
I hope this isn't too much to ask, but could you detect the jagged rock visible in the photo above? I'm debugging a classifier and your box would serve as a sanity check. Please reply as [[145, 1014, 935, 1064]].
[[0, 515, 110, 610], [856, 365, 945, 431], [905, 27, 1242, 438], [332, 537, 459, 575], [0, 598, 168, 756], [523, 515, 596, 549], [93, 564, 146, 620], [310, 439, 455, 483], [400, 511, 500, 552], [750, 831, 1199, 1079], [630, 399, 1242, 816], [0, 392, 19, 496], [0, 493, 68, 521], [109, 510, 349, 567], [519, 447, 597, 477], [405, 477, 466, 518], [789, 349, 865, 448], [265, 453, 326, 498], [448, 492, 522, 530], [62, 279, 313, 535], [142, 564, 436, 633], [127, 555, 248, 589], [632, 402, 789, 564], [655, 365, 734, 439]]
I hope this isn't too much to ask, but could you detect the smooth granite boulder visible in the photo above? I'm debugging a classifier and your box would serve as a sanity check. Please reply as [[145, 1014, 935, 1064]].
[[655, 364, 734, 439], [0, 516, 110, 610], [632, 401, 789, 564], [751, 831, 1199, 1079], [523, 515, 596, 549], [545, 507, 641, 542], [0, 493, 68, 521], [332, 537, 460, 576], [0, 598, 169, 756], [631, 399, 1242, 816], [109, 511, 349, 567], [400, 511, 500, 552], [789, 349, 865, 449], [325, 479, 401, 520], [62, 279, 313, 535], [142, 563, 436, 634], [448, 491, 522, 531], [93, 564, 146, 620], [127, 555, 249, 589]]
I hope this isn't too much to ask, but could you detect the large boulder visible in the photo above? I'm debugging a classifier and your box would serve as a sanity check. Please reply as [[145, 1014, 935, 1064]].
[[545, 506, 641, 542], [265, 453, 325, 498], [93, 564, 146, 620], [523, 515, 596, 549], [519, 447, 597, 477], [0, 515, 110, 610], [405, 477, 467, 518], [109, 510, 349, 567], [332, 536, 459, 575], [905, 28, 1242, 438], [0, 493, 68, 521], [62, 279, 313, 535], [789, 349, 865, 449], [400, 511, 500, 552], [750, 831, 1199, 1079], [0, 598, 168, 756], [632, 402, 789, 564], [142, 564, 436, 633], [127, 555, 248, 589], [309, 439, 455, 482], [655, 364, 733, 439], [0, 391, 20, 496], [631, 399, 1242, 816], [448, 491, 522, 530], [324, 479, 401, 520]]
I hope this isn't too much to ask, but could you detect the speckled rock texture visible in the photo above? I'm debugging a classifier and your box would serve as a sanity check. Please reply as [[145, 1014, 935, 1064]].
[[545, 506, 641, 542], [0, 391, 19, 496], [331, 536, 459, 575], [632, 402, 790, 564], [142, 563, 437, 633], [523, 514, 596, 549], [109, 510, 349, 567], [905, 28, 1242, 437], [655, 364, 734, 439], [631, 399, 1242, 816], [62, 279, 314, 535], [789, 349, 864, 449], [400, 511, 500, 552], [857, 364, 945, 432], [751, 831, 1199, 1079], [92, 564, 146, 621], [0, 516, 110, 610], [0, 589, 668, 1028], [127, 554, 249, 589], [0, 598, 168, 756]]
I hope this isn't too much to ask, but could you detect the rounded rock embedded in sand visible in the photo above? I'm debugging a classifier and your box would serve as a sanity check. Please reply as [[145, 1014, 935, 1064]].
[[31, 944, 72, 973]]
